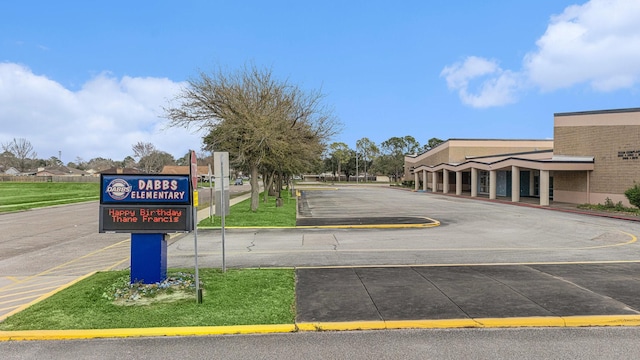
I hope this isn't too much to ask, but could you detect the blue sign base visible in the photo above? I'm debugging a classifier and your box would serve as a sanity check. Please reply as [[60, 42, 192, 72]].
[[130, 233, 167, 284]]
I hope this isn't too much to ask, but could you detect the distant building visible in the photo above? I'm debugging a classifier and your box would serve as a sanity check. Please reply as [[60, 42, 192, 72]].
[[161, 165, 211, 181], [405, 107, 640, 207], [98, 167, 144, 175], [36, 166, 89, 177], [2, 167, 20, 176]]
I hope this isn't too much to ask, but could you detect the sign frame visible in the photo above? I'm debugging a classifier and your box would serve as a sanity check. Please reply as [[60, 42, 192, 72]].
[[99, 174, 194, 233]]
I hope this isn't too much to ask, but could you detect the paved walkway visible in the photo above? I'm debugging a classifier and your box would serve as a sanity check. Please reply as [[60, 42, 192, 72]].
[[296, 263, 640, 327]]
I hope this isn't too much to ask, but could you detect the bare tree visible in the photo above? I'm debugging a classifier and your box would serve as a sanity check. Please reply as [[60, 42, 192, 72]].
[[138, 151, 175, 174], [86, 157, 117, 171], [1, 138, 37, 172], [132, 142, 156, 160], [166, 64, 341, 211]]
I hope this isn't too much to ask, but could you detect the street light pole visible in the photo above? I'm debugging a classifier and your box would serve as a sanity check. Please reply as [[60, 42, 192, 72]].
[[356, 149, 359, 183]]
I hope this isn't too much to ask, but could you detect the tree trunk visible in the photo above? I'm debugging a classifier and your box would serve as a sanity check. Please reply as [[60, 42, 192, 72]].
[[263, 170, 276, 202], [250, 165, 259, 212]]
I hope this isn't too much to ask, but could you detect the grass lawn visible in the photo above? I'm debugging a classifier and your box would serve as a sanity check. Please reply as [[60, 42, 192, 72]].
[[0, 268, 295, 330], [199, 190, 297, 227], [0, 182, 99, 212]]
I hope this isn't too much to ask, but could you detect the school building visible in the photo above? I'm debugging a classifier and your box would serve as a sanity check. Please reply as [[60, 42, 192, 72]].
[[404, 108, 640, 206]]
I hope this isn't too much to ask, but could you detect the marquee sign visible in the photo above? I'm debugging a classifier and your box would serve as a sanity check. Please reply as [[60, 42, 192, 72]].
[[99, 174, 193, 233], [101, 175, 191, 204], [100, 205, 192, 233]]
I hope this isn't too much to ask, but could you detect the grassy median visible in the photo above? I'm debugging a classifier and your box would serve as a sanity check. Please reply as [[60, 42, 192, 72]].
[[0, 182, 99, 212], [199, 190, 297, 227], [0, 268, 295, 330]]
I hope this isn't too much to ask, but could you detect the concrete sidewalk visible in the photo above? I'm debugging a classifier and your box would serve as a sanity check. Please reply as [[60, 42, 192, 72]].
[[295, 264, 640, 329]]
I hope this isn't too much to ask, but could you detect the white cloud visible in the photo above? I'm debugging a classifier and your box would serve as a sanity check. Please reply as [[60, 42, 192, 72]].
[[440, 56, 520, 108], [524, 0, 640, 92], [0, 62, 204, 162], [443, 0, 640, 107]]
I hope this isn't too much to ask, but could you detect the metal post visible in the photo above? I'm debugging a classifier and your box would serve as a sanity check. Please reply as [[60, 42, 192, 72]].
[[356, 150, 358, 183], [208, 164, 213, 219], [194, 198, 202, 303], [221, 154, 226, 273]]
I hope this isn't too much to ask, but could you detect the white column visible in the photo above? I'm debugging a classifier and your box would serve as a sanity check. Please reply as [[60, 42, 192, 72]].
[[489, 170, 497, 200], [471, 168, 478, 197], [442, 169, 449, 194], [414, 171, 419, 191], [455, 171, 462, 195], [422, 170, 428, 191], [432, 171, 438, 192], [529, 171, 535, 196], [540, 170, 550, 206], [511, 166, 520, 202]]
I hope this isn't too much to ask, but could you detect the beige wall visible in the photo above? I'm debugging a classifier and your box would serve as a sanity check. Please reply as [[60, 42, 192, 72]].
[[554, 111, 640, 198], [404, 139, 553, 179], [553, 171, 589, 204]]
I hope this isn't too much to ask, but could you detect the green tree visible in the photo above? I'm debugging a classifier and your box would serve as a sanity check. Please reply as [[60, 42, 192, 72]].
[[166, 64, 341, 211], [424, 137, 444, 151], [380, 136, 421, 182], [47, 156, 63, 167], [329, 142, 351, 181], [356, 137, 379, 181]]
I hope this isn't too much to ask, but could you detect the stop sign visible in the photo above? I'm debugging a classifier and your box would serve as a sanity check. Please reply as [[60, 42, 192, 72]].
[[190, 150, 198, 190]]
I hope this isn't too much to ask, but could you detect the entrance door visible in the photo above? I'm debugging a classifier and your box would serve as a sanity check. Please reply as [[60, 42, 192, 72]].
[[479, 171, 489, 194], [520, 171, 530, 196]]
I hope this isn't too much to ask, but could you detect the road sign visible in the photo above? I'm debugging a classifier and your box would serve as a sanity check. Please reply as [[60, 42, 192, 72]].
[[190, 150, 198, 190]]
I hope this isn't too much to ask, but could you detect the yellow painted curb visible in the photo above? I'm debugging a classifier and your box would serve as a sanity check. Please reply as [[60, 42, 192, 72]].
[[0, 324, 297, 341], [295, 217, 441, 230], [385, 319, 480, 329], [563, 315, 640, 327], [297, 321, 386, 332], [474, 316, 566, 328], [6, 315, 640, 341]]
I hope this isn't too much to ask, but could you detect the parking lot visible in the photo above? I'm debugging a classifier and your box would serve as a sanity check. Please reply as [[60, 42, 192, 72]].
[[166, 186, 640, 327], [169, 186, 640, 269]]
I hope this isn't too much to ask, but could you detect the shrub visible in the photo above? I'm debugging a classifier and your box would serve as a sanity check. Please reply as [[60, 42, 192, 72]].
[[604, 197, 614, 208], [402, 180, 415, 188], [625, 183, 640, 209]]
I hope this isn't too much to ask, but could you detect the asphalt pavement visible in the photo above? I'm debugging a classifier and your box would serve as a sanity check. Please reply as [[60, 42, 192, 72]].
[[296, 264, 640, 327], [4, 184, 640, 341]]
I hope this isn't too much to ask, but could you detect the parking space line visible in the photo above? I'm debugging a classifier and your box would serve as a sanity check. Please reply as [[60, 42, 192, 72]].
[[0, 239, 130, 321], [0, 285, 64, 300]]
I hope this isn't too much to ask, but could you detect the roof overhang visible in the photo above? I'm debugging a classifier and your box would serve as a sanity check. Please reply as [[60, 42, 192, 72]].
[[411, 155, 594, 173]]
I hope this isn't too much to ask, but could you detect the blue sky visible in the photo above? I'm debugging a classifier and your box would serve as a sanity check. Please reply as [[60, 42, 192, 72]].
[[2, 0, 640, 162]]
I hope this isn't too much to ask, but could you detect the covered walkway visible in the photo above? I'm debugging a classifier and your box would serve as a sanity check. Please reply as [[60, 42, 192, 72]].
[[411, 153, 594, 206]]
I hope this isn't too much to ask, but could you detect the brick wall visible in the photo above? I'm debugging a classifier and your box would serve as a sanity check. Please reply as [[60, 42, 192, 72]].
[[555, 125, 640, 194]]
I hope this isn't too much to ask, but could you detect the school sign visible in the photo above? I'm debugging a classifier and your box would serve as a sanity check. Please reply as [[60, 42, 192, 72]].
[[99, 174, 193, 233]]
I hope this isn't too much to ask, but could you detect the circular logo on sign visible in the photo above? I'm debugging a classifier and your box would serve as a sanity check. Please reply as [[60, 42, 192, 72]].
[[106, 179, 132, 200]]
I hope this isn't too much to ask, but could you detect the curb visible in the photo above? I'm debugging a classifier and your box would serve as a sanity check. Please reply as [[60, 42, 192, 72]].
[[5, 315, 640, 341]]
